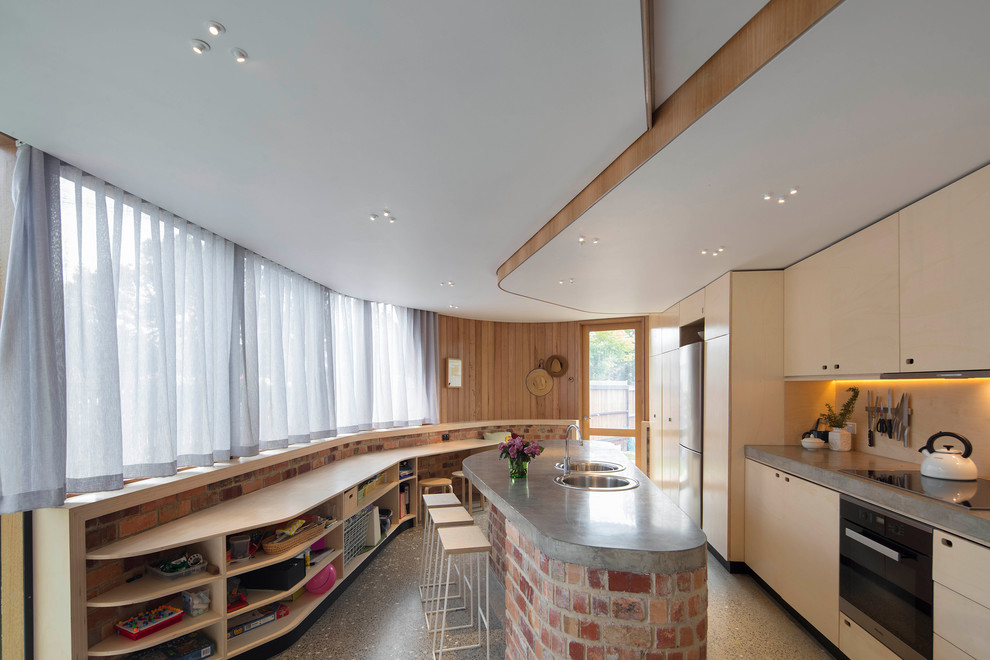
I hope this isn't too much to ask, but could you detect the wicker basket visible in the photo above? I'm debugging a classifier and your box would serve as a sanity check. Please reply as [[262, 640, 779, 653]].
[[261, 518, 328, 555]]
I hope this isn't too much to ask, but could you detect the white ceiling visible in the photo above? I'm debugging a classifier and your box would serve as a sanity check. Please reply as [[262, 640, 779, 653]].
[[0, 0, 645, 321], [3, 1, 990, 322], [503, 0, 990, 316]]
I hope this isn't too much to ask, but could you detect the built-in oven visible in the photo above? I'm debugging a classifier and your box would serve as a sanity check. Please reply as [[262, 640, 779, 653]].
[[839, 497, 933, 660]]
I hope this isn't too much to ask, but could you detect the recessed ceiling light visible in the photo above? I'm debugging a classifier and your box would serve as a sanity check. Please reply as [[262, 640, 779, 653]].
[[717, 246, 724, 252], [388, 216, 396, 224], [763, 192, 773, 201], [789, 187, 799, 196], [578, 236, 586, 245], [592, 238, 599, 245], [207, 21, 225, 37], [777, 196, 786, 204], [369, 214, 378, 221], [447, 281, 454, 287], [383, 210, 391, 218], [191, 39, 210, 55], [232, 48, 248, 63]]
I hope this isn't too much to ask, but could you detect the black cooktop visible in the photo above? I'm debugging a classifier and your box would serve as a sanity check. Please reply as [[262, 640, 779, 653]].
[[840, 469, 990, 510]]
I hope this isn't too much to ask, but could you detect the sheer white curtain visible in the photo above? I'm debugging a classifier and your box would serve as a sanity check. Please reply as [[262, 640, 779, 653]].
[[60, 166, 235, 487], [1, 151, 438, 511]]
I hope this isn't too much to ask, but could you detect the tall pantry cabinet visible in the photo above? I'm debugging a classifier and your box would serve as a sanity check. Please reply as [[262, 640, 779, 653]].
[[649, 271, 784, 564]]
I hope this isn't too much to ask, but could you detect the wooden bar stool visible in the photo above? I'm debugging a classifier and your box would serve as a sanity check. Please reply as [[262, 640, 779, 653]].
[[451, 469, 487, 514], [421, 507, 475, 627], [432, 525, 491, 659]]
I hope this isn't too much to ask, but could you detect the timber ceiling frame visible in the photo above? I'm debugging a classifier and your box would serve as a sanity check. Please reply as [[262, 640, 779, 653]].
[[496, 0, 844, 290]]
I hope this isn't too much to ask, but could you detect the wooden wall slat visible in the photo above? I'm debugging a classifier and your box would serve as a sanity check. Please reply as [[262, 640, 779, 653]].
[[438, 315, 584, 423]]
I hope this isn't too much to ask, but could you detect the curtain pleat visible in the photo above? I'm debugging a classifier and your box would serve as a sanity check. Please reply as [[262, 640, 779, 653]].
[[0, 146, 67, 512], [0, 153, 439, 512]]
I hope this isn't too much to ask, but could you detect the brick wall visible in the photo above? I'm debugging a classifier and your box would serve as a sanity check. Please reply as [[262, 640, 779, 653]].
[[83, 422, 569, 646], [501, 517, 708, 660]]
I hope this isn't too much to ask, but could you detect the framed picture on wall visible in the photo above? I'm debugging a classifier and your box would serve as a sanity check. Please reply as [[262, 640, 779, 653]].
[[446, 358, 462, 388]]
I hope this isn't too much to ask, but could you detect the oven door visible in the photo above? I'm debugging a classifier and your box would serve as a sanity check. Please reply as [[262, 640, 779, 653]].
[[839, 519, 933, 660]]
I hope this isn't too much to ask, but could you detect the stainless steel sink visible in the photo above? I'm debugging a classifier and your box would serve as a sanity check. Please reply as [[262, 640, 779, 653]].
[[554, 473, 639, 491], [554, 460, 624, 473]]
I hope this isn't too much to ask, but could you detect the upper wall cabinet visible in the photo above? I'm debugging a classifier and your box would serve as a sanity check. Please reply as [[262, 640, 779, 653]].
[[900, 163, 990, 372], [704, 273, 730, 340], [679, 290, 705, 326], [660, 304, 680, 353], [784, 214, 900, 377]]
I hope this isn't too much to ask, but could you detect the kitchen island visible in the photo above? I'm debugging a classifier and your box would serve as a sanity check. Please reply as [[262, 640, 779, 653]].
[[463, 440, 708, 660]]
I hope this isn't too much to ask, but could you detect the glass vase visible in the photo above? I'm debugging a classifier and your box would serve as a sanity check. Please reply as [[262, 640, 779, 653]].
[[508, 457, 529, 480]]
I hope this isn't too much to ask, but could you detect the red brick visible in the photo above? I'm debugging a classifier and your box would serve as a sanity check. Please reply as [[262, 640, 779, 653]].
[[680, 625, 694, 646], [264, 473, 283, 487], [540, 552, 550, 574], [569, 641, 585, 660], [519, 576, 535, 603], [696, 617, 708, 642], [573, 591, 590, 614], [564, 615, 579, 637], [676, 571, 692, 592], [688, 594, 701, 618], [119, 511, 157, 537], [548, 607, 562, 630], [551, 559, 566, 581], [86, 524, 118, 550], [649, 599, 668, 624], [567, 563, 584, 585], [242, 479, 263, 495], [592, 595, 610, 616], [611, 596, 645, 621], [670, 600, 685, 622], [667, 654, 684, 660], [555, 585, 571, 609], [687, 650, 700, 660], [608, 570, 651, 593], [693, 567, 706, 589], [603, 624, 651, 648], [580, 619, 600, 641], [587, 647, 604, 660], [656, 625, 677, 649], [588, 568, 607, 589], [655, 573, 673, 597], [646, 654, 666, 660], [86, 562, 121, 590], [158, 499, 192, 524], [521, 619, 537, 650]]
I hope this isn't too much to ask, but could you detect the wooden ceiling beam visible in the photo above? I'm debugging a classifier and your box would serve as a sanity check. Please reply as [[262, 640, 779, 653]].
[[496, 0, 844, 285]]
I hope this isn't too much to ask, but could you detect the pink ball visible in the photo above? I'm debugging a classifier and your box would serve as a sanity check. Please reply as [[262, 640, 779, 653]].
[[305, 563, 337, 594]]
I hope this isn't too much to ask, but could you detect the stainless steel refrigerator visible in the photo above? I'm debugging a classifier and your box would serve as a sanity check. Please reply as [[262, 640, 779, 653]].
[[678, 341, 703, 526]]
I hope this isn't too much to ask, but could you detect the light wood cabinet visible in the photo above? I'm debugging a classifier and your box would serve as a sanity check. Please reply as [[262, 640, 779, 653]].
[[745, 459, 839, 644], [932, 530, 990, 659], [660, 349, 680, 500], [704, 271, 784, 563], [648, 352, 662, 485], [660, 304, 680, 353], [900, 163, 990, 372], [934, 633, 976, 660], [680, 290, 705, 325], [784, 214, 900, 377], [703, 273, 730, 340], [839, 614, 900, 660]]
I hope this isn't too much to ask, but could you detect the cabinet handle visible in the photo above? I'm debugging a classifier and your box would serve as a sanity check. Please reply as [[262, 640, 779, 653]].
[[822, 365, 828, 370], [784, 477, 790, 482], [941, 538, 953, 548], [906, 358, 915, 365], [774, 473, 780, 478], [834, 364, 840, 370], [844, 618, 851, 627]]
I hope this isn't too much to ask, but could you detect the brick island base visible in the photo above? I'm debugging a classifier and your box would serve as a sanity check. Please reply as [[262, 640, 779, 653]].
[[494, 508, 708, 660]]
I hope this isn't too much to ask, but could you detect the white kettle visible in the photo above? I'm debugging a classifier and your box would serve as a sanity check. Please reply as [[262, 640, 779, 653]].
[[918, 431, 978, 481]]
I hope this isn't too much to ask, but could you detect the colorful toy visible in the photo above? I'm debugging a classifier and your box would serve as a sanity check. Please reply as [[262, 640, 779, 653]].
[[114, 605, 184, 640], [305, 563, 337, 594]]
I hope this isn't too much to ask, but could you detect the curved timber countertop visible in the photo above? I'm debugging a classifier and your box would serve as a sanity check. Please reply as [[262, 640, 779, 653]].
[[463, 440, 707, 573]]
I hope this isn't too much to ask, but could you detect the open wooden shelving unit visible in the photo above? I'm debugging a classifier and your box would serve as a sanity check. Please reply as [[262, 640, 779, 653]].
[[82, 459, 416, 658], [31, 431, 512, 658]]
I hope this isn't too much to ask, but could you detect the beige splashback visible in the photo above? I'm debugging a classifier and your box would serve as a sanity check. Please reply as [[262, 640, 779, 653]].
[[786, 379, 990, 478]]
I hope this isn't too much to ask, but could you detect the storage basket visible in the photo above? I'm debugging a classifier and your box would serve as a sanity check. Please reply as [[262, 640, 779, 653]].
[[261, 517, 328, 555], [343, 505, 374, 564]]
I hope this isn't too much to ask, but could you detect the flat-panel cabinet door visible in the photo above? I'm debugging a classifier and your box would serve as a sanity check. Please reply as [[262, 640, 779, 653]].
[[784, 252, 830, 376], [900, 163, 990, 371], [648, 352, 662, 484], [660, 350, 680, 500], [839, 615, 900, 660], [829, 214, 900, 375]]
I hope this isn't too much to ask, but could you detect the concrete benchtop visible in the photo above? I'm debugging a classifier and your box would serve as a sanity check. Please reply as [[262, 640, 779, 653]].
[[746, 445, 990, 547], [463, 440, 707, 573]]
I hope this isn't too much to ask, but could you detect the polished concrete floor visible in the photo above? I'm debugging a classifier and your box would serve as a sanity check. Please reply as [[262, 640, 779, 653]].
[[274, 513, 834, 659]]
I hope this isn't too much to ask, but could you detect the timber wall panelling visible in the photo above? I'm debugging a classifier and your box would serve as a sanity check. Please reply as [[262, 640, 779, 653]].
[[438, 315, 582, 423]]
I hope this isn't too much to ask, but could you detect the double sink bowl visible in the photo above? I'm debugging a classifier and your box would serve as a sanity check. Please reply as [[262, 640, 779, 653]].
[[553, 460, 639, 491]]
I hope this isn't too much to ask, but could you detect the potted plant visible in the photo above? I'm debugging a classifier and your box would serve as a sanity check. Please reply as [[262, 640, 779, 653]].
[[820, 386, 859, 451], [497, 432, 544, 480]]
